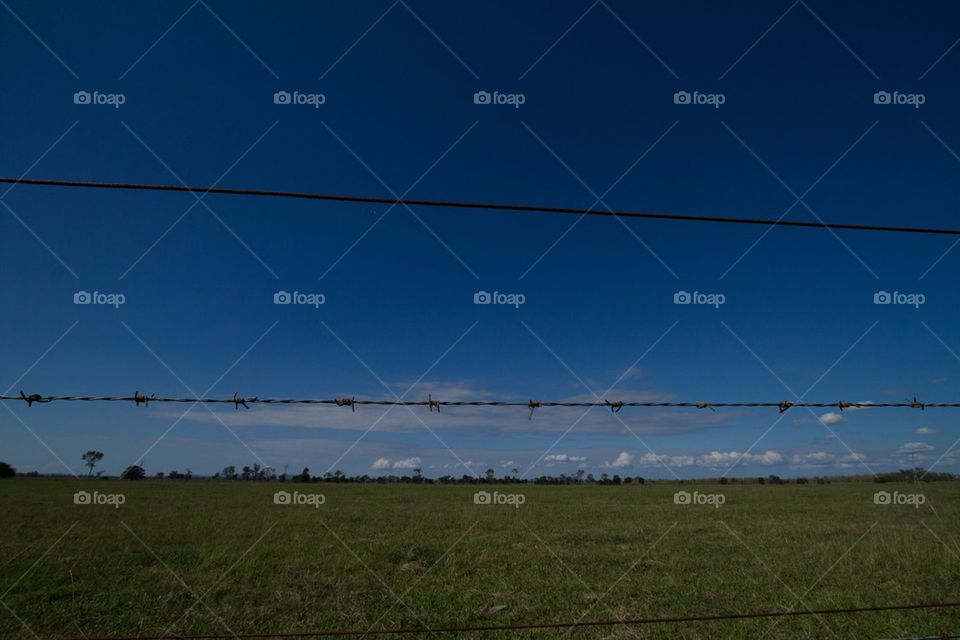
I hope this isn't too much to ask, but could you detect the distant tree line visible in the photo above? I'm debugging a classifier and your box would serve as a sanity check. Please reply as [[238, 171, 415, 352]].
[[1, 456, 957, 484]]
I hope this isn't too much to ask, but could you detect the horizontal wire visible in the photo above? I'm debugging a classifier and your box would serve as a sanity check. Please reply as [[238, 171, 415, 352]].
[[59, 601, 960, 639], [3, 177, 960, 235], [2, 392, 951, 415]]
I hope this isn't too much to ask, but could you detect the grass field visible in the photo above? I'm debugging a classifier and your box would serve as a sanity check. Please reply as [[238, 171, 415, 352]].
[[2, 479, 959, 639]]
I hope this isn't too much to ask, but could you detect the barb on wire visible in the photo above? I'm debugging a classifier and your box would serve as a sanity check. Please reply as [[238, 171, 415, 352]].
[[334, 396, 356, 412], [133, 391, 154, 407], [428, 394, 440, 413], [527, 399, 541, 420], [605, 399, 624, 414], [19, 390, 51, 407]]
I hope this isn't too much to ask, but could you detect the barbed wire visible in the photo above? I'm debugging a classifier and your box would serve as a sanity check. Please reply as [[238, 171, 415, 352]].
[[57, 601, 960, 639], [3, 391, 954, 416], [4, 177, 960, 236]]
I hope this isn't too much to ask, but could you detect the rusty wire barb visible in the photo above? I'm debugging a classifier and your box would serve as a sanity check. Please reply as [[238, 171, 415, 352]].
[[4, 176, 960, 236], [527, 399, 541, 420], [334, 396, 356, 412], [3, 393, 954, 414]]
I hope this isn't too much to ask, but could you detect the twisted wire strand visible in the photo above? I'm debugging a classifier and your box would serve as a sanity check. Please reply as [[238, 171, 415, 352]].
[[4, 177, 960, 235], [2, 393, 955, 411]]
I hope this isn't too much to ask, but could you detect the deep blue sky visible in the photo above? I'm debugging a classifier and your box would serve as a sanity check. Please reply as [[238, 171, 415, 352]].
[[2, 0, 959, 479]]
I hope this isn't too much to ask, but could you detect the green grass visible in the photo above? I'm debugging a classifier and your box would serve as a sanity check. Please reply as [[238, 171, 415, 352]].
[[2, 479, 959, 639]]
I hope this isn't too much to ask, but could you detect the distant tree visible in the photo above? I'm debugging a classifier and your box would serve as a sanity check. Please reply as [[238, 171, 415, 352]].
[[485, 468, 495, 482], [82, 451, 104, 477], [221, 465, 236, 480], [121, 465, 145, 480], [294, 467, 311, 482], [168, 470, 182, 480], [155, 472, 165, 479], [719, 477, 729, 485], [0, 461, 15, 478], [796, 477, 809, 485], [757, 477, 766, 485]]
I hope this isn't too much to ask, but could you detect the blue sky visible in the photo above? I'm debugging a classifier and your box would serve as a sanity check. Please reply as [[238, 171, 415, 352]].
[[2, 0, 960, 479]]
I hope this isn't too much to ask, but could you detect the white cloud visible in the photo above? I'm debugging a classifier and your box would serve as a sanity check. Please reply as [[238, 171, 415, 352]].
[[392, 457, 422, 469], [608, 452, 634, 468], [837, 452, 868, 468], [818, 412, 845, 426], [915, 427, 936, 436], [371, 457, 391, 470], [698, 450, 783, 468], [790, 451, 835, 466], [544, 453, 587, 463], [897, 442, 935, 455]]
